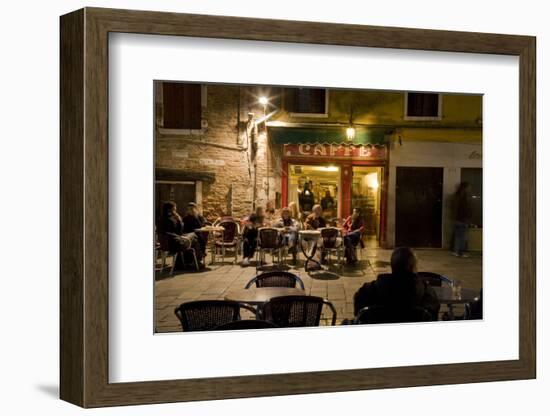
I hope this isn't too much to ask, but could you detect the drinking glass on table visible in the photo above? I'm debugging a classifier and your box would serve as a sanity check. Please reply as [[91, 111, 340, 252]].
[[452, 279, 463, 299]]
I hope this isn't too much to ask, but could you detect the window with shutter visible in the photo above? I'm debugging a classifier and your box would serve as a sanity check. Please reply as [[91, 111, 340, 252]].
[[162, 82, 202, 129], [284, 88, 327, 115], [405, 92, 440, 118]]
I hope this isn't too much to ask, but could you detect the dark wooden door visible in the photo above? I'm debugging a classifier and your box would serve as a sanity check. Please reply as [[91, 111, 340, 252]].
[[155, 182, 196, 220], [395, 167, 443, 247]]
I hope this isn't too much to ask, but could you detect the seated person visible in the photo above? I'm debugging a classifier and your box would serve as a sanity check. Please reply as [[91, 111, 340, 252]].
[[353, 247, 440, 320], [157, 201, 203, 269], [182, 202, 207, 260], [241, 206, 266, 267], [265, 200, 276, 226], [273, 207, 300, 264], [304, 204, 326, 230], [342, 207, 365, 265], [305, 204, 336, 263]]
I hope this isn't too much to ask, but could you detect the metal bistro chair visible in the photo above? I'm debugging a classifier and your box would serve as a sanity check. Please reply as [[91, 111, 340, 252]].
[[354, 305, 434, 325], [157, 232, 199, 276], [417, 271, 453, 287], [262, 295, 337, 327], [215, 319, 279, 331], [320, 227, 344, 268], [174, 300, 257, 332], [245, 271, 305, 290], [256, 227, 283, 271], [214, 220, 241, 264]]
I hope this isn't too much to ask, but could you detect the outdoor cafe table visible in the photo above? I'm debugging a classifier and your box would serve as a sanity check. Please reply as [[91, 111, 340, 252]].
[[432, 286, 480, 318], [195, 225, 225, 265], [432, 286, 479, 304], [298, 230, 321, 272], [224, 287, 306, 306]]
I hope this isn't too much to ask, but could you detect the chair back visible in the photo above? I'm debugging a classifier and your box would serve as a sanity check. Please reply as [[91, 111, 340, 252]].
[[215, 320, 278, 331], [245, 271, 305, 289], [354, 305, 433, 324], [218, 220, 239, 243], [174, 300, 249, 331], [262, 295, 333, 327], [417, 271, 452, 287], [321, 227, 339, 249], [258, 227, 280, 249], [157, 232, 171, 251]]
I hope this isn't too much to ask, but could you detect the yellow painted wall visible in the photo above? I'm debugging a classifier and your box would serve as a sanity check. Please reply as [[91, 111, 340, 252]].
[[270, 89, 482, 143]]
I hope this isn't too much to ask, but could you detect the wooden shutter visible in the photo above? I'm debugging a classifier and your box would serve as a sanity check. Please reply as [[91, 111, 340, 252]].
[[162, 83, 202, 129], [407, 93, 439, 117], [284, 88, 326, 114]]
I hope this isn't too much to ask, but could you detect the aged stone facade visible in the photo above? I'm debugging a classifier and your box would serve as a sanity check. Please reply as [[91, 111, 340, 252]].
[[155, 83, 280, 221]]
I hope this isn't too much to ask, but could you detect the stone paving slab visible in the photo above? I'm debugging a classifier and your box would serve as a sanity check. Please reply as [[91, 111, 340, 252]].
[[155, 248, 482, 333]]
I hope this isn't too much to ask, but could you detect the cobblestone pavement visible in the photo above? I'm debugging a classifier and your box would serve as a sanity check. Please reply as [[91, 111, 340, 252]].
[[155, 248, 482, 333]]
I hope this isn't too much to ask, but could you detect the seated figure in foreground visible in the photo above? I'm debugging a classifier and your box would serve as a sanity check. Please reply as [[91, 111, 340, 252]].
[[353, 247, 440, 320]]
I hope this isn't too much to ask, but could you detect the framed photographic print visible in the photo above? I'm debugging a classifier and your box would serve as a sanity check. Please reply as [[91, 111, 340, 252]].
[[60, 7, 536, 408]]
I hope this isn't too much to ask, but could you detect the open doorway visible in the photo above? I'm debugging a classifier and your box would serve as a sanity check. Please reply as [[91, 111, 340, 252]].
[[352, 166, 383, 247]]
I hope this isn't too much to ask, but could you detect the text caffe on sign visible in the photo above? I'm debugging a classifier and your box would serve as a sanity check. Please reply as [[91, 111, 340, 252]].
[[283, 144, 387, 160]]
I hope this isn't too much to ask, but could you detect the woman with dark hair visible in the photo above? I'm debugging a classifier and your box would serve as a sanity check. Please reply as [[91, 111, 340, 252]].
[[157, 201, 203, 269], [452, 182, 473, 258], [342, 207, 365, 265]]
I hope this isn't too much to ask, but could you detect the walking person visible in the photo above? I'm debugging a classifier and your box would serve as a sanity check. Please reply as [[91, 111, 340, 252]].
[[451, 182, 473, 258]]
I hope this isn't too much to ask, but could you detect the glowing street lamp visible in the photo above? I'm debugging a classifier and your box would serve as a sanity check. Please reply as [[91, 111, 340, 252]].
[[346, 125, 356, 141]]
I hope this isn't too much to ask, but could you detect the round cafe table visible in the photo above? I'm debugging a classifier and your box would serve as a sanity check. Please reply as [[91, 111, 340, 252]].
[[298, 229, 322, 272], [195, 225, 225, 264], [432, 286, 480, 319], [224, 287, 306, 306]]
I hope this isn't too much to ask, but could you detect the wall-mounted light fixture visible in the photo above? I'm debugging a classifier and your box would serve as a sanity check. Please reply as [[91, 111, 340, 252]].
[[346, 125, 356, 141]]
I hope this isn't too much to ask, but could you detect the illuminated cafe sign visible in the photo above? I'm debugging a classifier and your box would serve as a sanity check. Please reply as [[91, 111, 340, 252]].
[[283, 143, 387, 160]]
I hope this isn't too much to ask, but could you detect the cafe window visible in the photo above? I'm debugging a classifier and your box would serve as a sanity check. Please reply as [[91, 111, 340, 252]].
[[460, 168, 483, 227], [162, 82, 202, 129], [405, 92, 441, 119], [285, 88, 328, 116]]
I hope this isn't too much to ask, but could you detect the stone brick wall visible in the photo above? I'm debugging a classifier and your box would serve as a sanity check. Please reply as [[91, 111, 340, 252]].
[[155, 83, 281, 222]]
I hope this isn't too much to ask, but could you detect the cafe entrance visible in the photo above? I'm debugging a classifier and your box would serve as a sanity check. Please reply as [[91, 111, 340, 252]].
[[281, 143, 389, 247]]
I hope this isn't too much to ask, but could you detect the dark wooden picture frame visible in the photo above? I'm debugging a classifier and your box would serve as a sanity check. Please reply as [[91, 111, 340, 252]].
[[60, 7, 536, 408]]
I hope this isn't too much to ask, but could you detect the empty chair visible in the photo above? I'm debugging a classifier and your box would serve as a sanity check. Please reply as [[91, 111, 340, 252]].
[[245, 271, 305, 290], [354, 305, 434, 324], [262, 295, 337, 327], [417, 271, 452, 286], [215, 319, 279, 331], [256, 227, 283, 270], [214, 220, 241, 264], [320, 227, 344, 268], [174, 300, 256, 331]]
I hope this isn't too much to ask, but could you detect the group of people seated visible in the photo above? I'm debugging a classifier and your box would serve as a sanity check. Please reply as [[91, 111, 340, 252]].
[[241, 202, 365, 267], [156, 201, 209, 269], [157, 199, 368, 270]]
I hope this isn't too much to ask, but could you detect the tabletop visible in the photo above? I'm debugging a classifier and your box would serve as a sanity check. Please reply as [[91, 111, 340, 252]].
[[433, 286, 480, 304], [195, 226, 225, 232], [224, 287, 306, 305]]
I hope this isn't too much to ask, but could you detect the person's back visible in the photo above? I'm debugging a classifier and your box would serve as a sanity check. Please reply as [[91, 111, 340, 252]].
[[353, 247, 440, 320]]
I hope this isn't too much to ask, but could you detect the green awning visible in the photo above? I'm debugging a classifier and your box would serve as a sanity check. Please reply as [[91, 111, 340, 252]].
[[268, 126, 387, 145]]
